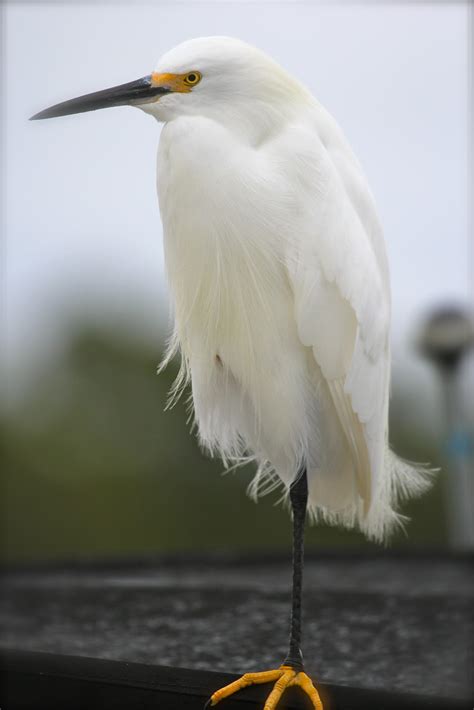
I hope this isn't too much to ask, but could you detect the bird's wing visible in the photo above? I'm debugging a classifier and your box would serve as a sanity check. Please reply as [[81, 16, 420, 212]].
[[286, 116, 391, 514]]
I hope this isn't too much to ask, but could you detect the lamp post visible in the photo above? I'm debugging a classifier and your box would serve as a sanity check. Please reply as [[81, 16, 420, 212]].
[[418, 305, 474, 549]]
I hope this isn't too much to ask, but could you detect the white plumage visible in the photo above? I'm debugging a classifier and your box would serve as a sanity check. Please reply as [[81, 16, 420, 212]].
[[147, 36, 431, 541]]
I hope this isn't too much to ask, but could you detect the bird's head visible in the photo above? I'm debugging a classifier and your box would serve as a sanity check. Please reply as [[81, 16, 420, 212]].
[[31, 36, 309, 133]]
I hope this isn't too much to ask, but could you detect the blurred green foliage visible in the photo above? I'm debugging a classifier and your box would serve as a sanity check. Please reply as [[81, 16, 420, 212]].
[[1, 321, 447, 563]]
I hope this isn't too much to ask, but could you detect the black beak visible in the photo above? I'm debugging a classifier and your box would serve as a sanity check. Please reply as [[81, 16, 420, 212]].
[[30, 75, 170, 120]]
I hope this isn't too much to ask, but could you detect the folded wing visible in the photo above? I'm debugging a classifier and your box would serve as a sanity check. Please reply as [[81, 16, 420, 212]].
[[287, 116, 391, 527]]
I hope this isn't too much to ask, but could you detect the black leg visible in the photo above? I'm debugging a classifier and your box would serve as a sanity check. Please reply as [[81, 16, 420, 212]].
[[204, 467, 325, 710], [283, 468, 308, 672]]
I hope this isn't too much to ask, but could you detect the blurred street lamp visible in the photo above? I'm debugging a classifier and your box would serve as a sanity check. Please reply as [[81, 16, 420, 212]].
[[418, 305, 474, 550]]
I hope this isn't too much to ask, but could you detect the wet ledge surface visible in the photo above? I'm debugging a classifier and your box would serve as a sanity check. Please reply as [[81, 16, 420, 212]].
[[1, 648, 469, 710], [1, 553, 472, 703]]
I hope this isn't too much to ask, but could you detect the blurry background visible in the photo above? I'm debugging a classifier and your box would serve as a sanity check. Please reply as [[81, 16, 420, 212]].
[[2, 0, 473, 562]]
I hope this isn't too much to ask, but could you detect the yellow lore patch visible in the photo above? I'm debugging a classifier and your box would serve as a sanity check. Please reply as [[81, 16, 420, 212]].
[[151, 71, 201, 93]]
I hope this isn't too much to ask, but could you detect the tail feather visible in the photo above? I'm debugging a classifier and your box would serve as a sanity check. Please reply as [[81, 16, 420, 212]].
[[306, 450, 436, 542]]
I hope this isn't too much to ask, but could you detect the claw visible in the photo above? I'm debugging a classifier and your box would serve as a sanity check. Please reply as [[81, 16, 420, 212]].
[[289, 671, 324, 710], [208, 665, 323, 709], [262, 667, 294, 710], [208, 669, 283, 706]]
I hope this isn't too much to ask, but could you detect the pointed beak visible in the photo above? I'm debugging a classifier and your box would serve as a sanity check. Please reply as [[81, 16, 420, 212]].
[[30, 75, 171, 120]]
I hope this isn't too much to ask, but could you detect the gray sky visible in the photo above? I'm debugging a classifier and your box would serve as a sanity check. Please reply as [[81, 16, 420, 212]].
[[3, 1, 471, 403]]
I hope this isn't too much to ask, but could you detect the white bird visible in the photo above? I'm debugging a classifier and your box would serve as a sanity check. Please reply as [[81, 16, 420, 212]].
[[32, 36, 432, 710]]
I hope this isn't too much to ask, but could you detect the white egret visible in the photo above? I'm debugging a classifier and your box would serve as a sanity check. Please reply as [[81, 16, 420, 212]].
[[32, 36, 432, 710]]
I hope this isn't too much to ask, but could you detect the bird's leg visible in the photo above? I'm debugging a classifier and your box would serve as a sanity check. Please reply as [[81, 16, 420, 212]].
[[283, 467, 308, 671], [206, 468, 323, 710]]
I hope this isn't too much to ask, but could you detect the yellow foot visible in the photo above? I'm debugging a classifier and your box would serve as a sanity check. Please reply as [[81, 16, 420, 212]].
[[206, 665, 323, 710]]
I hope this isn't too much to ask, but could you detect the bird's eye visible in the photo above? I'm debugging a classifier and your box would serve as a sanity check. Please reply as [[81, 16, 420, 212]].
[[184, 71, 201, 86]]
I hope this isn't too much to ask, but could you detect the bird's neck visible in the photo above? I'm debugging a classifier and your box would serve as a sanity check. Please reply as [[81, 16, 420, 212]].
[[219, 92, 313, 147]]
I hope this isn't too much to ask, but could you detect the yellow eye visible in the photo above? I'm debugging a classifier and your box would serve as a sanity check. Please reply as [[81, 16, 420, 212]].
[[183, 71, 202, 86]]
